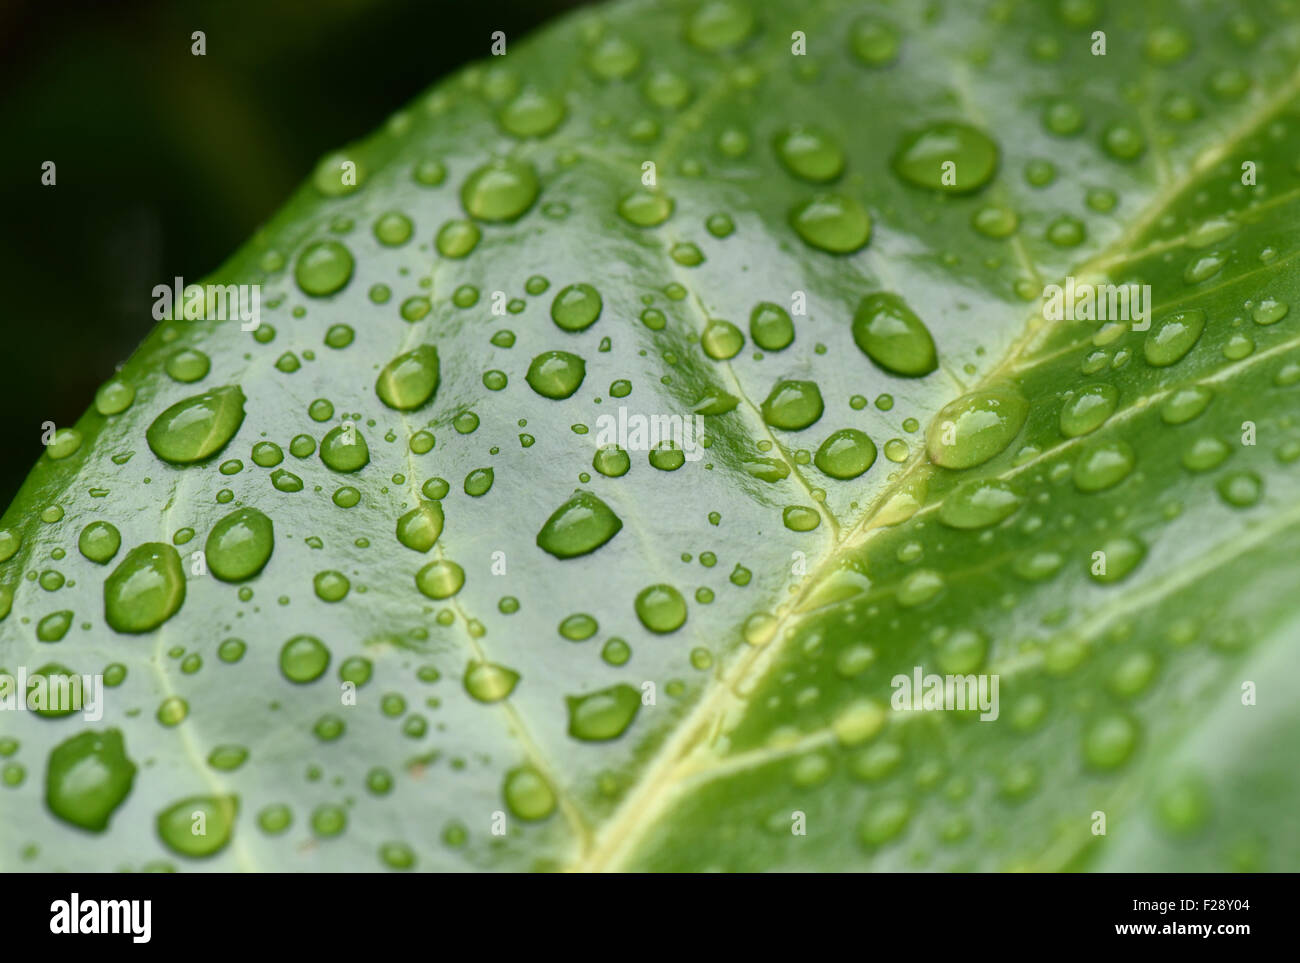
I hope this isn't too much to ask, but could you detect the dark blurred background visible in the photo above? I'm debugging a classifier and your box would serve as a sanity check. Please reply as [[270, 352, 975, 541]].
[[0, 0, 591, 511]]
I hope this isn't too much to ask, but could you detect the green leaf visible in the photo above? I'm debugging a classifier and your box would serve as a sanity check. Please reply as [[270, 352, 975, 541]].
[[3, 0, 1300, 871]]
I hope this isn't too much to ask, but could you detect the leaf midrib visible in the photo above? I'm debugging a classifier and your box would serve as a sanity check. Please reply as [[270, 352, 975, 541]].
[[566, 58, 1300, 873]]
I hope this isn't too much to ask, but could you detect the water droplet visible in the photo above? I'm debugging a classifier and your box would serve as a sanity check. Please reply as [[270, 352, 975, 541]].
[[1059, 383, 1118, 437], [319, 425, 369, 472], [94, 379, 135, 415], [464, 467, 494, 496], [1160, 385, 1212, 424], [146, 387, 246, 464], [790, 194, 872, 253], [852, 293, 938, 376], [78, 521, 121, 565], [685, 0, 755, 52], [586, 35, 641, 80], [593, 446, 631, 477], [270, 468, 303, 492], [617, 190, 674, 227], [814, 429, 877, 479], [635, 583, 687, 633], [503, 766, 555, 821], [460, 159, 539, 222], [294, 240, 354, 297], [1101, 122, 1145, 160], [526, 351, 586, 399], [1074, 439, 1135, 492], [464, 661, 520, 702], [156, 795, 237, 858], [783, 506, 821, 531], [774, 125, 844, 182], [938, 478, 1022, 529], [205, 507, 274, 582], [761, 379, 824, 430], [313, 570, 350, 602], [1083, 712, 1138, 769], [536, 490, 623, 558], [45, 729, 136, 831], [1144, 24, 1192, 64], [1089, 534, 1145, 582], [749, 302, 794, 350], [1217, 470, 1261, 507], [551, 283, 603, 332], [165, 348, 210, 384], [701, 319, 744, 359], [104, 543, 185, 633], [415, 560, 464, 599], [499, 88, 565, 138], [280, 635, 331, 683], [858, 798, 911, 846], [435, 219, 480, 258], [396, 501, 444, 552], [567, 684, 641, 740], [898, 569, 944, 607], [1155, 774, 1211, 836], [971, 204, 1018, 238], [849, 16, 900, 66], [1182, 436, 1230, 472], [1144, 309, 1205, 366], [375, 345, 440, 411], [926, 386, 1028, 469], [1251, 299, 1289, 326], [892, 122, 998, 192]]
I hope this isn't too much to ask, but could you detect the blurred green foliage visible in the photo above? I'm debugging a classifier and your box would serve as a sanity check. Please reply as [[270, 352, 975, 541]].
[[0, 0, 586, 508]]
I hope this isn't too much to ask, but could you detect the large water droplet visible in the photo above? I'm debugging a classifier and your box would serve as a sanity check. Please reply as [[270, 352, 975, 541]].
[[45, 729, 137, 832], [294, 241, 354, 297], [938, 478, 1022, 529], [774, 126, 844, 182], [157, 795, 238, 858], [460, 159, 539, 222], [852, 293, 937, 376], [280, 635, 331, 683], [499, 88, 565, 138], [396, 501, 445, 552], [1059, 383, 1118, 437], [104, 543, 185, 633], [685, 0, 755, 52], [464, 661, 520, 703], [146, 387, 246, 464], [376, 345, 440, 410], [503, 765, 555, 821], [550, 283, 603, 332], [526, 351, 586, 399], [634, 583, 687, 633], [566, 684, 641, 740], [1074, 440, 1135, 492], [892, 122, 999, 192], [320, 425, 370, 472], [536, 490, 623, 559], [416, 559, 465, 599], [926, 387, 1028, 469], [814, 429, 877, 479], [1144, 309, 1205, 366], [750, 302, 795, 350], [790, 194, 872, 253], [761, 379, 824, 430], [205, 507, 274, 582], [78, 521, 121, 565]]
